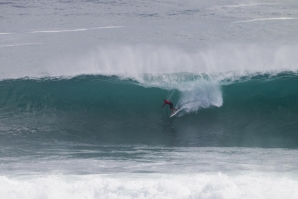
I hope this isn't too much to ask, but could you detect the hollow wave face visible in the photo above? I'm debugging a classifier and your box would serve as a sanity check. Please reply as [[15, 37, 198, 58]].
[[0, 72, 298, 148]]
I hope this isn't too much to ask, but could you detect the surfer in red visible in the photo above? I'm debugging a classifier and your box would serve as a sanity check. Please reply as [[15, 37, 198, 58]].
[[161, 99, 178, 114]]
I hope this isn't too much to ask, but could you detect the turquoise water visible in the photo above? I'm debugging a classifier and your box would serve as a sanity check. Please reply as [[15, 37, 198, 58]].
[[1, 73, 298, 148]]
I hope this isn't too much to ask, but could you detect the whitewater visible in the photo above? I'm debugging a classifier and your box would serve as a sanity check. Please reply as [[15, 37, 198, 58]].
[[1, 0, 298, 198]]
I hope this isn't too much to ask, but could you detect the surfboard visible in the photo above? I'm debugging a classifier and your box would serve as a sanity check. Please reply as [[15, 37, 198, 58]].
[[170, 109, 181, 118]]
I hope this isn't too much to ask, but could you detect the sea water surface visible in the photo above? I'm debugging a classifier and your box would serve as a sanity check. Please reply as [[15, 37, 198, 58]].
[[1, 0, 298, 198]]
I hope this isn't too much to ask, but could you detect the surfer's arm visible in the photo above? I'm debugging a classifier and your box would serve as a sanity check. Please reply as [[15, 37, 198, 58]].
[[161, 103, 166, 108]]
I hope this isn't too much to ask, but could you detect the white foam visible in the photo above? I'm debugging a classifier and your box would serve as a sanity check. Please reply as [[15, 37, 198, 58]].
[[233, 17, 298, 23], [222, 3, 266, 8], [0, 43, 43, 48], [1, 173, 297, 199], [30, 29, 88, 33], [130, 73, 223, 114], [176, 82, 223, 115], [221, 3, 278, 8], [30, 26, 124, 34]]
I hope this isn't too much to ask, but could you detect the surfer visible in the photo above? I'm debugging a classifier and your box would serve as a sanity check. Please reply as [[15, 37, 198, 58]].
[[161, 99, 178, 114]]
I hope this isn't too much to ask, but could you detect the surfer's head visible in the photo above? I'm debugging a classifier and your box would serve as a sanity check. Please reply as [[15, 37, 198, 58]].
[[164, 99, 166, 102]]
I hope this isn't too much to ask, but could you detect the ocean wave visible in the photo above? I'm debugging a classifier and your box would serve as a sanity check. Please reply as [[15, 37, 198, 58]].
[[0, 73, 298, 147]]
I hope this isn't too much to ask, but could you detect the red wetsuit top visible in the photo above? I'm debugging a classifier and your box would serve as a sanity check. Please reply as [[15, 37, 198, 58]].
[[163, 100, 174, 108], [164, 100, 172, 105]]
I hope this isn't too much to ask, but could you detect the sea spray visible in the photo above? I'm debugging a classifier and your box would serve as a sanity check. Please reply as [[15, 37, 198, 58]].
[[176, 81, 222, 115], [128, 73, 223, 115], [45, 44, 298, 79]]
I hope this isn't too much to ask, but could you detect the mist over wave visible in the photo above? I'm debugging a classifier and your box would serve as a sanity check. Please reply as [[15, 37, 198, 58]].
[[47, 44, 298, 78]]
